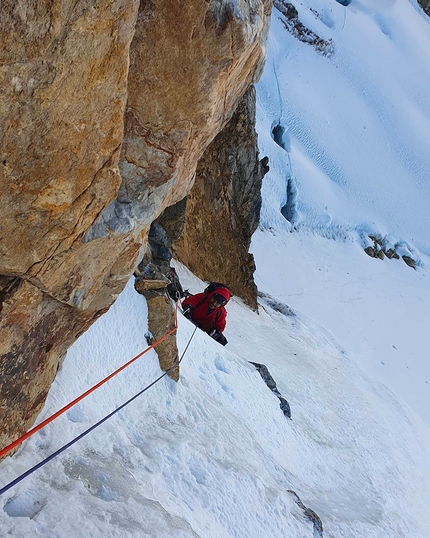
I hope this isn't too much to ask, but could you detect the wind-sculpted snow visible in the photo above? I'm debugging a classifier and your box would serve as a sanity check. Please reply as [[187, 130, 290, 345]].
[[257, 0, 430, 256]]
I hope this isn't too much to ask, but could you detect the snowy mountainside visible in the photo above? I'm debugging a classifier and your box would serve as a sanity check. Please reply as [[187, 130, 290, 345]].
[[1, 0, 430, 537], [257, 0, 430, 257], [254, 0, 430, 426], [1, 269, 429, 537]]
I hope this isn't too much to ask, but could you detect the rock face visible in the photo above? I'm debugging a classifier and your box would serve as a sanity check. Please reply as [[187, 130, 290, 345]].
[[418, 0, 430, 17], [173, 86, 269, 309], [89, 0, 272, 244], [0, 1, 140, 307], [0, 1, 271, 454], [0, 0, 139, 456], [0, 277, 102, 454]]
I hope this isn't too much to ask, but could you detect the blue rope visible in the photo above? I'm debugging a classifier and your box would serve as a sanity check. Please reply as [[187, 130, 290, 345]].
[[0, 326, 197, 497]]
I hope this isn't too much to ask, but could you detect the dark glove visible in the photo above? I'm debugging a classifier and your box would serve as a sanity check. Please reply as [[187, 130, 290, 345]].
[[182, 305, 192, 320], [207, 329, 228, 346]]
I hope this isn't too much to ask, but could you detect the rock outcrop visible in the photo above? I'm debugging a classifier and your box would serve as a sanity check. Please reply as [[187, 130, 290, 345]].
[[0, 277, 103, 454], [134, 222, 181, 381], [173, 86, 269, 309], [0, 0, 271, 453], [134, 279, 179, 382], [363, 234, 418, 269], [250, 361, 292, 419], [274, 0, 334, 57], [418, 0, 430, 17]]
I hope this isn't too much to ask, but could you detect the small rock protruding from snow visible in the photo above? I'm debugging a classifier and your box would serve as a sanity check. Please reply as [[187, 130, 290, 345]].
[[249, 361, 292, 419]]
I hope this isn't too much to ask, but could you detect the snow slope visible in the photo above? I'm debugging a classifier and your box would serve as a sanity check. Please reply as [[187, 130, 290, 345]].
[[1, 0, 430, 537], [257, 0, 430, 256], [254, 0, 430, 425], [1, 271, 429, 537]]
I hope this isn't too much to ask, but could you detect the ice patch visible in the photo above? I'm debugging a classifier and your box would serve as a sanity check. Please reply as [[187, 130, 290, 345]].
[[3, 489, 47, 519]]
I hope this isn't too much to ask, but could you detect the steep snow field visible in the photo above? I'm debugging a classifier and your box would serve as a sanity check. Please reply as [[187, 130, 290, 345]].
[[257, 0, 430, 256], [2, 0, 430, 537], [1, 271, 429, 537], [254, 0, 430, 425]]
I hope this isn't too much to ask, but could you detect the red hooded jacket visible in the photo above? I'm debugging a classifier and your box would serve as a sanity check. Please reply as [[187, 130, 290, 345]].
[[182, 287, 231, 333]]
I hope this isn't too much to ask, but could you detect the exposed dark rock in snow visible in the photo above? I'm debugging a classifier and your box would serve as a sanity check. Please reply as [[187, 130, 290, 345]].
[[258, 291, 296, 317], [418, 0, 430, 17], [364, 234, 418, 268], [402, 255, 416, 269], [279, 397, 292, 419], [250, 361, 292, 419], [274, 0, 334, 57], [287, 490, 324, 537]]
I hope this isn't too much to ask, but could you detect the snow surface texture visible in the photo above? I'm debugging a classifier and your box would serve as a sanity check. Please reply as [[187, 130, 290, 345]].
[[258, 0, 430, 257], [255, 0, 430, 425], [1, 272, 430, 537], [2, 0, 430, 536]]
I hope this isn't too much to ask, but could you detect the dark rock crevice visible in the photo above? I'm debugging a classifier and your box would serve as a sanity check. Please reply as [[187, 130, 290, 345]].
[[172, 86, 269, 309], [270, 122, 298, 226], [272, 123, 286, 149], [281, 177, 298, 225]]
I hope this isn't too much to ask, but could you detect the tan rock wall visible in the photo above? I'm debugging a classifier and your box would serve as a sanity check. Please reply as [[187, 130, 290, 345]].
[[140, 289, 179, 382], [88, 0, 271, 244], [0, 1, 139, 281], [0, 277, 102, 454], [0, 0, 271, 454]]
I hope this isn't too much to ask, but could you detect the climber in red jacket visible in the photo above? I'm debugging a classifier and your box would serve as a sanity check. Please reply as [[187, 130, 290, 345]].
[[182, 284, 231, 345]]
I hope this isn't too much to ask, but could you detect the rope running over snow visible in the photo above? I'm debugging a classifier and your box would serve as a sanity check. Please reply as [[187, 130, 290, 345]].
[[0, 302, 180, 460], [0, 325, 197, 497]]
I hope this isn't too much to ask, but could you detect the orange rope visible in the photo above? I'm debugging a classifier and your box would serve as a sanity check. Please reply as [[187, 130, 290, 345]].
[[0, 300, 179, 460]]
